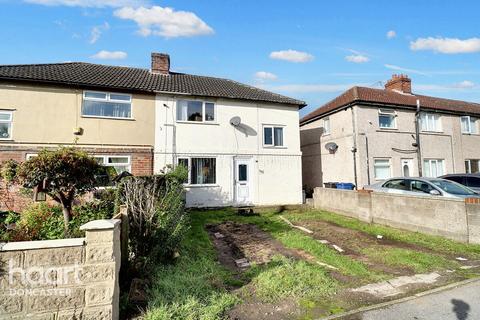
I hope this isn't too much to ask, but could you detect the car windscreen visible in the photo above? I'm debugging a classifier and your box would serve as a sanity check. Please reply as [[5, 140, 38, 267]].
[[430, 179, 477, 195]]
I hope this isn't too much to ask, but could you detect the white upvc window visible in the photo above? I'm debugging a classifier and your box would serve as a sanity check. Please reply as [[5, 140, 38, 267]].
[[25, 153, 38, 160], [461, 116, 478, 134], [323, 117, 331, 135], [82, 91, 132, 119], [263, 125, 284, 147], [374, 159, 392, 180], [378, 109, 397, 129], [176, 100, 215, 123], [465, 159, 480, 174], [423, 159, 445, 178], [420, 112, 442, 132], [0, 111, 13, 139], [177, 157, 216, 185], [93, 155, 131, 174]]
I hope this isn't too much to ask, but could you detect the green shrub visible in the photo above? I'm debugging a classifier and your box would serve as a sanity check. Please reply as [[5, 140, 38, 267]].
[[0, 159, 19, 182], [118, 166, 188, 265], [8, 203, 63, 241], [69, 199, 114, 237]]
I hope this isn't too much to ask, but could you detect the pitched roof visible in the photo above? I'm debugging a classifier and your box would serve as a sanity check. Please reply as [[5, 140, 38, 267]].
[[301, 86, 480, 124], [0, 62, 305, 107]]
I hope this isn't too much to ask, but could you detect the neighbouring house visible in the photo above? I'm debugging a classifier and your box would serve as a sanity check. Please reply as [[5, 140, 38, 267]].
[[0, 52, 305, 209], [300, 74, 480, 192]]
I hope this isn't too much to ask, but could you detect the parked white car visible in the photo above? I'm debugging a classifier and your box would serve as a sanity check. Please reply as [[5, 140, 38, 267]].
[[364, 177, 480, 199]]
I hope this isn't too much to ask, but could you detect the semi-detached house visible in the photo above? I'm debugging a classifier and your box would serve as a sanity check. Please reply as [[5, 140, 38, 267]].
[[300, 74, 480, 191], [0, 53, 305, 209]]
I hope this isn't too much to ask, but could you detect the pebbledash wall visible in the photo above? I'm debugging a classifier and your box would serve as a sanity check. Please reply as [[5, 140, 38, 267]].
[[313, 187, 480, 244], [0, 219, 121, 319]]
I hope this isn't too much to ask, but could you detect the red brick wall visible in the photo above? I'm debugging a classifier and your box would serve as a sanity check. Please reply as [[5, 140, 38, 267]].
[[0, 145, 154, 212]]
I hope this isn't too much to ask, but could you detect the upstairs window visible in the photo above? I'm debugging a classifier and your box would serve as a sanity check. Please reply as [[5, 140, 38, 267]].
[[0, 111, 12, 139], [420, 113, 442, 132], [264, 125, 284, 147], [323, 117, 331, 135], [177, 100, 215, 122], [82, 91, 132, 119], [378, 109, 396, 129], [461, 116, 478, 134]]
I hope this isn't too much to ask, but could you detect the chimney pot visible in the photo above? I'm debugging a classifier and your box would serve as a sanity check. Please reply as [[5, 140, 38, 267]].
[[151, 52, 170, 75], [385, 74, 411, 94]]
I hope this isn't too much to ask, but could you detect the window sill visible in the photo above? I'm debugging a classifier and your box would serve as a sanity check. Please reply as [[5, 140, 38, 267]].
[[263, 146, 288, 149], [379, 127, 398, 131], [421, 130, 443, 134], [81, 115, 135, 121], [184, 184, 220, 188], [176, 121, 219, 125], [462, 132, 479, 136], [0, 139, 13, 141]]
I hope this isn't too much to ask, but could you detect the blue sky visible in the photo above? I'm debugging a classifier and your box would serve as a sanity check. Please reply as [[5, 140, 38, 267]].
[[1, 1, 480, 116]]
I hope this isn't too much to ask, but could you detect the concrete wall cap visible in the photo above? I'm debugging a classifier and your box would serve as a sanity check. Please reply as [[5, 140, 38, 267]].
[[80, 219, 121, 231], [0, 238, 85, 251]]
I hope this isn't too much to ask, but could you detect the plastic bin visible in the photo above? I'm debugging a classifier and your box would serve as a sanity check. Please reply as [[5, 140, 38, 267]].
[[336, 182, 356, 190], [324, 182, 338, 188]]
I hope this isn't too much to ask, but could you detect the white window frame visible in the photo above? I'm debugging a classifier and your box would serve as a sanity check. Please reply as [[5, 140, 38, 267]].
[[373, 158, 392, 180], [465, 159, 480, 174], [177, 157, 217, 186], [93, 155, 132, 173], [82, 91, 133, 120], [461, 116, 478, 134], [25, 153, 38, 160], [323, 117, 331, 135], [423, 159, 445, 178], [420, 112, 442, 132], [263, 125, 286, 148], [0, 110, 13, 140], [176, 100, 216, 123], [378, 109, 397, 129]]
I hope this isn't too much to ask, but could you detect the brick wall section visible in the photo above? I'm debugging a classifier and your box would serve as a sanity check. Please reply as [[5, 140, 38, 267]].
[[0, 219, 121, 319], [0, 145, 154, 211]]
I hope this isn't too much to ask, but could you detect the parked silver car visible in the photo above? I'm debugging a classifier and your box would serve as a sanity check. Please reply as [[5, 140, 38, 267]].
[[364, 177, 480, 199]]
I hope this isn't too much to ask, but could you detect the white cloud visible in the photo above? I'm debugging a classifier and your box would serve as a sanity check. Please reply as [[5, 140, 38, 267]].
[[269, 50, 314, 63], [410, 37, 480, 54], [454, 80, 475, 88], [384, 64, 428, 76], [25, 0, 146, 7], [415, 81, 477, 92], [345, 54, 369, 63], [386, 30, 396, 39], [89, 22, 110, 44], [90, 50, 127, 60], [254, 71, 277, 81], [114, 6, 214, 38]]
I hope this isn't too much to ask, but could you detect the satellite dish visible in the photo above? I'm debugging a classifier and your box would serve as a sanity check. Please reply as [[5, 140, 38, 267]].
[[230, 116, 241, 126], [325, 142, 338, 154]]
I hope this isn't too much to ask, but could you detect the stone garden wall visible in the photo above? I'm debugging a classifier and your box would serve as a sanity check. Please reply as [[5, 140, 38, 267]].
[[0, 219, 121, 319]]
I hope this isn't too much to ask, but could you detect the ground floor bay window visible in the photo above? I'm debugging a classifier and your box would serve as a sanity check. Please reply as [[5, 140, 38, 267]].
[[178, 157, 216, 185], [423, 159, 444, 178]]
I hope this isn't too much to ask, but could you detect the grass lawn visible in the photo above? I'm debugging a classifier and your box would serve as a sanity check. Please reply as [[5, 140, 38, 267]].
[[143, 208, 480, 320]]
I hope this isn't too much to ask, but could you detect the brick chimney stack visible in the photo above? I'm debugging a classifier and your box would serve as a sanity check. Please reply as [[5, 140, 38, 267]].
[[385, 74, 412, 94], [151, 52, 170, 75]]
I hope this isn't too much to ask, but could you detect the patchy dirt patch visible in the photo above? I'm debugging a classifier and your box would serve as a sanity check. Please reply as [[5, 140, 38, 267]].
[[228, 298, 301, 320], [297, 219, 468, 276], [206, 222, 308, 271]]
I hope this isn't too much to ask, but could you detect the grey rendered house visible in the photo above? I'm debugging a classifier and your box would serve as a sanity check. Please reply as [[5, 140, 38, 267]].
[[300, 74, 480, 191]]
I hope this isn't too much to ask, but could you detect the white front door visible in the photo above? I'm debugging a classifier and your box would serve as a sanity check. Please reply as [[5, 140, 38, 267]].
[[401, 159, 414, 177], [234, 158, 252, 205]]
